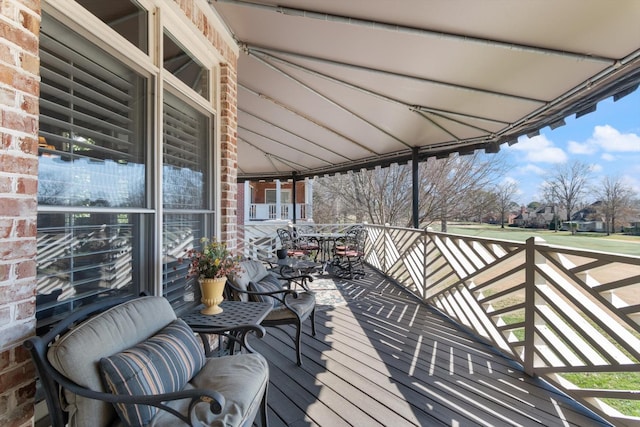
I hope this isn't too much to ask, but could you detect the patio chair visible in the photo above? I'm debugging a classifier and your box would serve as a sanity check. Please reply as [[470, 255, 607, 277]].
[[291, 226, 320, 260], [227, 259, 316, 366], [24, 295, 269, 427], [276, 227, 319, 260], [276, 228, 305, 258], [332, 227, 367, 279]]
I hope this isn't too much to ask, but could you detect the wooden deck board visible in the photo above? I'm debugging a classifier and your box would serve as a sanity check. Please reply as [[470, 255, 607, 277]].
[[248, 267, 612, 427]]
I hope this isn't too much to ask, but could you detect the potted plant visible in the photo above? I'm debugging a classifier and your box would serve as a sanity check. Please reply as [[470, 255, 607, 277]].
[[184, 238, 241, 315]]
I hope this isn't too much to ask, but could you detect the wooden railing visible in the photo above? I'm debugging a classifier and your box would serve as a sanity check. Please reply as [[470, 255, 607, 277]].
[[239, 222, 640, 426], [248, 203, 312, 221]]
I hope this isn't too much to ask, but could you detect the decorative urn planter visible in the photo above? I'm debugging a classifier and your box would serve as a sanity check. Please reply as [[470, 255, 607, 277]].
[[199, 277, 226, 315]]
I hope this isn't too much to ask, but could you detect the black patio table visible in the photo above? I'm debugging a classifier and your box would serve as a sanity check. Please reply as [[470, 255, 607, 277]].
[[298, 232, 346, 274], [181, 300, 272, 355]]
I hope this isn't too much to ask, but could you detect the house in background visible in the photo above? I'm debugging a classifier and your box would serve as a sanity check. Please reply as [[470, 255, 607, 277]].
[[562, 202, 605, 232], [237, 178, 314, 224], [513, 205, 564, 229]]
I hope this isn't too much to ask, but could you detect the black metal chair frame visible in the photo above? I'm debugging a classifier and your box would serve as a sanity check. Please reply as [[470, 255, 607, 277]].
[[277, 227, 320, 261], [227, 269, 317, 366], [23, 296, 268, 427], [332, 227, 367, 279]]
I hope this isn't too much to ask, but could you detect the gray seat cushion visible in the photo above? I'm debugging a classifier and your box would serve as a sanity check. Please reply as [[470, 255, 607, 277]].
[[150, 354, 269, 427], [265, 292, 316, 321]]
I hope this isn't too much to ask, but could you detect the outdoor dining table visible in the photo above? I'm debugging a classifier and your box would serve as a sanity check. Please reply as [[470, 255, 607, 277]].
[[262, 256, 319, 278], [298, 232, 346, 274]]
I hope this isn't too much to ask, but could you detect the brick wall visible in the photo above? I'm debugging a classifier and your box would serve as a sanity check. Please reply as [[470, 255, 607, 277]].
[[0, 1, 41, 426], [173, 0, 239, 251], [219, 63, 238, 250]]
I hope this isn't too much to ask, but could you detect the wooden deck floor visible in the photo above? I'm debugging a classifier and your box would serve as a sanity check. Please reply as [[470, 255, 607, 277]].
[[248, 267, 612, 427]]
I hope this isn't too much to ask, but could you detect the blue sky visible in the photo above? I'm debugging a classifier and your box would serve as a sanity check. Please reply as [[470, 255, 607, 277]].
[[502, 89, 640, 205]]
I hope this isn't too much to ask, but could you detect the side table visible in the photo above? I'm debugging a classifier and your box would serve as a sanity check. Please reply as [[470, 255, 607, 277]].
[[181, 300, 272, 355]]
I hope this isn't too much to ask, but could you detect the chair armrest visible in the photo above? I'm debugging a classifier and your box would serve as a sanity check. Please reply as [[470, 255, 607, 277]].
[[281, 273, 313, 291], [226, 280, 306, 307]]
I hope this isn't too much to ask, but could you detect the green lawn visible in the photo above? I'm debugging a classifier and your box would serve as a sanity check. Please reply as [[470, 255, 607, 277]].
[[443, 223, 640, 256]]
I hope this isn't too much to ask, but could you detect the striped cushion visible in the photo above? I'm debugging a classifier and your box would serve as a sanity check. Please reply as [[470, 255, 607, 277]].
[[248, 274, 283, 308], [99, 319, 205, 427]]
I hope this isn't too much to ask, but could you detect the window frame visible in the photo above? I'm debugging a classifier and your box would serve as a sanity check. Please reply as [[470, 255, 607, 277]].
[[36, 0, 226, 323]]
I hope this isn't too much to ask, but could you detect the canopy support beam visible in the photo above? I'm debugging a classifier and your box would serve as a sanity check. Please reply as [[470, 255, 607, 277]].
[[292, 172, 297, 224], [217, 0, 615, 64], [412, 147, 419, 229]]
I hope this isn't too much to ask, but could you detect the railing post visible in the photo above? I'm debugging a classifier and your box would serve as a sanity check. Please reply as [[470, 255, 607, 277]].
[[275, 179, 282, 220], [422, 228, 429, 302], [524, 236, 545, 376], [383, 223, 389, 273]]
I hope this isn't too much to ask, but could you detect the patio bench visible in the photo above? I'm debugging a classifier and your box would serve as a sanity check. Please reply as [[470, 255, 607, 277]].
[[24, 295, 269, 427]]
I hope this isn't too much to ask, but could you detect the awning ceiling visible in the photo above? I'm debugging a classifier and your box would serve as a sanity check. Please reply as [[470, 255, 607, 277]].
[[209, 0, 640, 182]]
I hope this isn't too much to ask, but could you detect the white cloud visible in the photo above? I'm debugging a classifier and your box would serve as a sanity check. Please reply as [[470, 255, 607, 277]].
[[601, 153, 615, 161], [592, 125, 640, 152], [517, 164, 546, 175], [621, 174, 640, 194], [502, 176, 518, 185], [567, 140, 596, 155], [590, 163, 603, 173], [509, 135, 567, 163], [568, 125, 640, 155]]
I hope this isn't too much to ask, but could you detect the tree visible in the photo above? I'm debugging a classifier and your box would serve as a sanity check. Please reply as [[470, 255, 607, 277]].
[[541, 161, 592, 225], [595, 176, 636, 235], [313, 152, 507, 229], [494, 181, 519, 228]]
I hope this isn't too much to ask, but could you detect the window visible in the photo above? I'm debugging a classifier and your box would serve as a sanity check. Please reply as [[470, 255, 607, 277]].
[[37, 15, 148, 328], [266, 189, 291, 204], [36, 2, 218, 327], [75, 0, 148, 53], [162, 92, 213, 310], [164, 32, 209, 100]]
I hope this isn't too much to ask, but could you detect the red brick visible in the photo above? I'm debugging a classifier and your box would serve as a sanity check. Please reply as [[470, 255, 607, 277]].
[[13, 346, 30, 365], [1, 110, 36, 134], [0, 21, 38, 55], [0, 219, 12, 238], [0, 176, 11, 193], [15, 301, 33, 320], [20, 0, 41, 15], [16, 177, 37, 195], [17, 381, 36, 403], [0, 321, 33, 348], [0, 282, 33, 304], [0, 86, 15, 107], [0, 3, 18, 25], [14, 219, 36, 238], [19, 93, 38, 115], [15, 260, 35, 279], [17, 136, 37, 155], [18, 51, 38, 76], [0, 238, 36, 260], [0, 154, 37, 175], [1, 133, 11, 149], [0, 197, 37, 217], [0, 348, 9, 371], [19, 9, 40, 36], [0, 264, 9, 281]]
